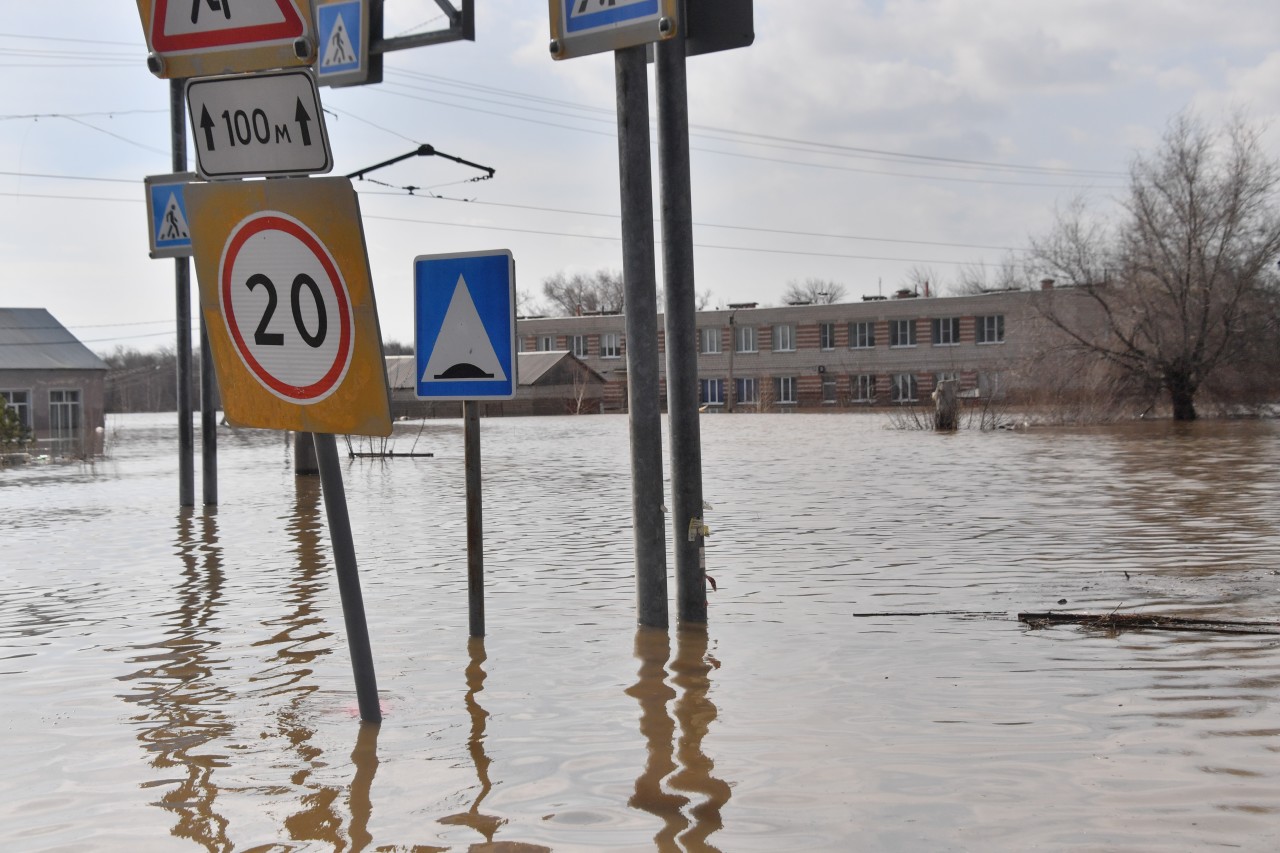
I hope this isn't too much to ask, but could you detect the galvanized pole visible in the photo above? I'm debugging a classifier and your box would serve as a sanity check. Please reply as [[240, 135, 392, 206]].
[[200, 318, 217, 505], [463, 400, 485, 637], [656, 29, 707, 624], [170, 79, 194, 508], [615, 45, 669, 629], [312, 431, 382, 723]]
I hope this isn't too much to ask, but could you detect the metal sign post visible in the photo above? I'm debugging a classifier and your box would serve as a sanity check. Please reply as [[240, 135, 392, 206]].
[[415, 250, 517, 638]]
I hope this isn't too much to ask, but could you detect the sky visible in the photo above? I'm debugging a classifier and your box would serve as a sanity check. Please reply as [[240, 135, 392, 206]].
[[2, 0, 1279, 353]]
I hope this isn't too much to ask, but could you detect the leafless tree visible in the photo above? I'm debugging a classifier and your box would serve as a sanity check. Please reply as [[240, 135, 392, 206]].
[[901, 265, 939, 296], [951, 253, 1028, 295], [542, 269, 625, 316], [1031, 112, 1280, 420], [782, 278, 846, 304]]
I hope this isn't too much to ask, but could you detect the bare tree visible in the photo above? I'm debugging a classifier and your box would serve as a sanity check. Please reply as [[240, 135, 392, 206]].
[[901, 265, 939, 296], [1032, 113, 1280, 420], [952, 253, 1027, 295], [782, 278, 846, 304], [541, 269, 625, 316]]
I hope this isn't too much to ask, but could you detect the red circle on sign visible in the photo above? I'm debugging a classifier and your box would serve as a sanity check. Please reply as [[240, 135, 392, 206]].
[[220, 213, 353, 402]]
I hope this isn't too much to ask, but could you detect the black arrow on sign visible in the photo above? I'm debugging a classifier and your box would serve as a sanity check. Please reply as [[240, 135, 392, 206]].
[[199, 106, 216, 151], [295, 98, 313, 146]]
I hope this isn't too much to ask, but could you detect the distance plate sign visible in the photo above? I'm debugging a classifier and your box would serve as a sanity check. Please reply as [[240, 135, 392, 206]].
[[185, 177, 392, 436]]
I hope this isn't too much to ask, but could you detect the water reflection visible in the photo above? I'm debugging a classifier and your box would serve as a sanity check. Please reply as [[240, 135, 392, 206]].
[[118, 508, 232, 850], [439, 637, 506, 842], [627, 625, 731, 852]]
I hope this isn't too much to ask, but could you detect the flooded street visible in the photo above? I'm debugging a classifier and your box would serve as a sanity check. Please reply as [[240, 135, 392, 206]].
[[3, 412, 1280, 851]]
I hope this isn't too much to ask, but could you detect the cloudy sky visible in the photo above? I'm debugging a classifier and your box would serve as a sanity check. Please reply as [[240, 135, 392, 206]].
[[2, 0, 1278, 352]]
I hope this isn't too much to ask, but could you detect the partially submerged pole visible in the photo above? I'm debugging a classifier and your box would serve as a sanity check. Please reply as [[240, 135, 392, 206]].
[[933, 379, 958, 431], [464, 400, 485, 637], [170, 78, 194, 508], [615, 44, 668, 629]]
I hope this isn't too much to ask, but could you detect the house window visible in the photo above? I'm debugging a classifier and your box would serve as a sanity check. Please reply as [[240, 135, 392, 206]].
[[698, 327, 722, 354], [821, 377, 837, 404], [976, 315, 1005, 344], [819, 322, 836, 350], [775, 376, 797, 405], [49, 389, 82, 437], [735, 377, 758, 405], [978, 371, 1003, 397], [848, 321, 875, 349], [571, 335, 589, 358], [734, 324, 757, 353], [851, 374, 875, 402], [601, 332, 621, 358], [931, 317, 960, 346], [516, 337, 526, 353], [1, 390, 31, 428], [773, 324, 796, 352], [699, 378, 725, 406], [889, 319, 917, 348], [891, 373, 918, 403], [537, 334, 556, 352]]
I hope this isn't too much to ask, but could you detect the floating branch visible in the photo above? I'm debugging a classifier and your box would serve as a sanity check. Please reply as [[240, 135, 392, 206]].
[[1018, 612, 1280, 635]]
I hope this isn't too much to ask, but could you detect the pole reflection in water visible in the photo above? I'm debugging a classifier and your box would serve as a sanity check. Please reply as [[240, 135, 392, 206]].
[[627, 625, 731, 852], [439, 637, 505, 842], [118, 508, 232, 850]]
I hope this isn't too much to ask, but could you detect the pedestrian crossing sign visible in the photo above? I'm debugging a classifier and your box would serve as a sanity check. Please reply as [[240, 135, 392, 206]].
[[415, 250, 517, 400], [316, 0, 376, 88], [144, 172, 198, 259]]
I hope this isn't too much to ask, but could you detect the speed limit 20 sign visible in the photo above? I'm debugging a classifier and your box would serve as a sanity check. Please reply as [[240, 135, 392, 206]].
[[185, 176, 392, 436]]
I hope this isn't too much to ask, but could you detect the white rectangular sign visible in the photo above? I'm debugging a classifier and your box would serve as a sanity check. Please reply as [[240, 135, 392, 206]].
[[186, 69, 333, 180]]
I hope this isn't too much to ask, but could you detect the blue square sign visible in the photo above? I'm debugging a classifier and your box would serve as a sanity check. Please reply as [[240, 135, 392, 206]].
[[415, 250, 517, 400], [144, 172, 195, 259], [317, 0, 365, 84]]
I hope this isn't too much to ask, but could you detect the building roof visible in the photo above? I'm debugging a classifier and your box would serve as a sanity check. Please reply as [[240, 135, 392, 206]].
[[0, 308, 108, 371], [383, 351, 604, 391]]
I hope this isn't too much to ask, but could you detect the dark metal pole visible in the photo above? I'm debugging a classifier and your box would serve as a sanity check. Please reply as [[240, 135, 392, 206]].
[[463, 400, 485, 637], [312, 432, 382, 723], [200, 317, 217, 505], [616, 45, 669, 629], [170, 79, 194, 508], [656, 29, 707, 624]]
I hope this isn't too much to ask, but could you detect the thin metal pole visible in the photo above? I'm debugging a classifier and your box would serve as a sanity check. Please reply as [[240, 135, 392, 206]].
[[464, 400, 485, 637], [616, 45, 669, 629], [312, 432, 382, 723], [656, 29, 707, 624], [171, 78, 194, 508], [200, 317, 217, 505]]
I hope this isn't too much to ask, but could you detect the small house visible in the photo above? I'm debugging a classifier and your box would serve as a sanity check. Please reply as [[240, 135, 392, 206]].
[[385, 351, 606, 419]]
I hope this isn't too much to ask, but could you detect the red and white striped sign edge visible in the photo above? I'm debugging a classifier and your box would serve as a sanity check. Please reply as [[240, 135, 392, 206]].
[[150, 0, 306, 53], [218, 210, 354, 404]]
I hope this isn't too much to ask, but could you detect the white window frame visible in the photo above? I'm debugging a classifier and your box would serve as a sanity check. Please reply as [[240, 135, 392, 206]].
[[848, 321, 874, 349], [851, 374, 875, 402], [773, 323, 796, 352], [977, 315, 1005, 344], [819, 322, 836, 351], [931, 317, 960, 346], [49, 388, 82, 438], [699, 327, 722, 354], [891, 373, 918, 403], [734, 324, 757, 353], [601, 332, 621, 359], [571, 334, 589, 358], [537, 334, 556, 352], [1, 390, 31, 428], [700, 378, 725, 406], [890, 319, 917, 348], [735, 377, 758, 405], [776, 376, 797, 405]]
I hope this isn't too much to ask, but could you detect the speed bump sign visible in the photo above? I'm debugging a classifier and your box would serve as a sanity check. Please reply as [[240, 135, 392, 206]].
[[185, 176, 392, 436]]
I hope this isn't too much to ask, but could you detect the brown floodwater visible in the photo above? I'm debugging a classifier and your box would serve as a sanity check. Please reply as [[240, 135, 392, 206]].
[[2, 412, 1279, 851]]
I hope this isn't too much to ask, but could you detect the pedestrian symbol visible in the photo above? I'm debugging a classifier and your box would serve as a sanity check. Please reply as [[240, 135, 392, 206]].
[[316, 0, 364, 83], [145, 172, 196, 259], [159, 192, 190, 242], [322, 13, 356, 69]]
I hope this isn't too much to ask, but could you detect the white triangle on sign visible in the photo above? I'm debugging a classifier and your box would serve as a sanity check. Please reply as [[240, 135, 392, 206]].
[[422, 275, 508, 382], [158, 192, 190, 241], [322, 13, 357, 67], [161, 0, 290, 38]]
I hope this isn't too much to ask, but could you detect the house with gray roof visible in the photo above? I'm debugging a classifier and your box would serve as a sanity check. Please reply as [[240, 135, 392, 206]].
[[0, 308, 108, 457]]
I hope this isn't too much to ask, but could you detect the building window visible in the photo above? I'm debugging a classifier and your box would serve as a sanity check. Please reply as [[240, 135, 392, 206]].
[[819, 322, 836, 350], [775, 376, 797, 404], [936, 371, 958, 385], [698, 327, 722, 354], [891, 373, 918, 403], [977, 315, 1005, 344], [889, 319, 917, 348], [821, 377, 837, 404], [931, 317, 960, 346], [601, 332, 621, 358], [851, 374, 875, 402], [735, 377, 758, 405], [734, 324, 757, 353], [699, 378, 725, 406], [1, 390, 31, 428], [978, 372, 1003, 397], [49, 389, 82, 437], [848, 321, 874, 349], [537, 334, 556, 352], [516, 337, 526, 353], [571, 335, 589, 358], [773, 324, 795, 352]]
